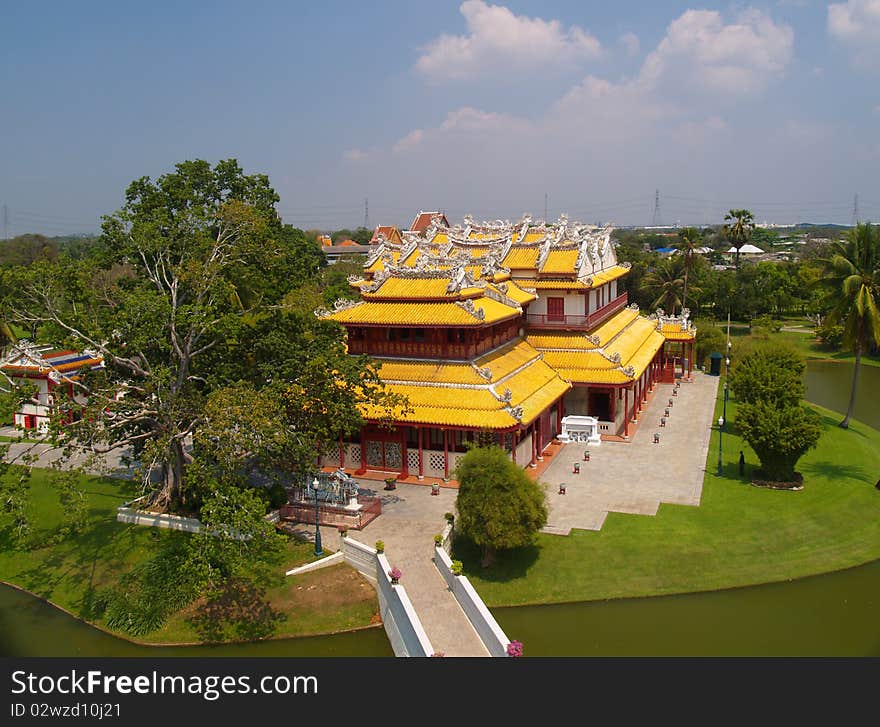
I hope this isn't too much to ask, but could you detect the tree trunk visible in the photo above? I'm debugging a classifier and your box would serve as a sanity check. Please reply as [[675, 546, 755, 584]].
[[480, 545, 496, 568], [840, 343, 861, 429], [682, 269, 689, 311], [152, 439, 185, 512]]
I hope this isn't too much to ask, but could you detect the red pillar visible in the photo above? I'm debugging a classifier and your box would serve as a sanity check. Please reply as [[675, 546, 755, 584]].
[[633, 379, 639, 420], [556, 399, 563, 434], [643, 371, 648, 403], [443, 429, 449, 479], [624, 386, 630, 437], [417, 427, 424, 478], [610, 386, 616, 421]]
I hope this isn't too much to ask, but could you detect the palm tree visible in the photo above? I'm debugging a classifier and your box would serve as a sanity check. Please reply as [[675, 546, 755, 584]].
[[642, 257, 685, 315], [817, 222, 880, 428], [723, 209, 755, 269], [675, 227, 701, 310]]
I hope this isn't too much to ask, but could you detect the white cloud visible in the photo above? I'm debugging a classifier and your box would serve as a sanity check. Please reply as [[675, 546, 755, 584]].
[[828, 0, 880, 68], [619, 32, 640, 56], [640, 9, 794, 96], [415, 0, 601, 80], [392, 129, 425, 154], [393, 108, 530, 155], [343, 148, 368, 162]]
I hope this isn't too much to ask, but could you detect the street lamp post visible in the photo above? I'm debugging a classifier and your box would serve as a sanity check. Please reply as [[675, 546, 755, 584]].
[[312, 477, 323, 557], [716, 348, 731, 476]]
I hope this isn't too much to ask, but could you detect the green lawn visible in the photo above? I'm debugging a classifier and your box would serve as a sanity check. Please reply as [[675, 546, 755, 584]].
[[0, 470, 378, 644], [458, 390, 880, 607]]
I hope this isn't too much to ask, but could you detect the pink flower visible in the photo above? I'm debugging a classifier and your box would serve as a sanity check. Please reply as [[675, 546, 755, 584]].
[[388, 567, 402, 581], [506, 640, 523, 657]]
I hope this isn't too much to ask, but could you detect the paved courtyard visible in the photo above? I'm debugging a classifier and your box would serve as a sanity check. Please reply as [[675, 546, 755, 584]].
[[539, 372, 719, 534]]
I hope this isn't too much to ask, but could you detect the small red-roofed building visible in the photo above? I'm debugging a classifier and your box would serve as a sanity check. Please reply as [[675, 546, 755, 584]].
[[408, 211, 449, 236], [1, 343, 104, 432]]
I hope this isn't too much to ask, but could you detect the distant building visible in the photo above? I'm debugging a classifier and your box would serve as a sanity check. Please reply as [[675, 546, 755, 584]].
[[370, 226, 403, 245], [1, 343, 104, 432], [407, 211, 450, 236]]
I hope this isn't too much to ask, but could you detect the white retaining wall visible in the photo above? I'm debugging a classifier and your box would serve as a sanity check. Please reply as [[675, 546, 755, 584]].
[[433, 547, 510, 657], [341, 538, 434, 657], [116, 499, 203, 533], [285, 551, 344, 576]]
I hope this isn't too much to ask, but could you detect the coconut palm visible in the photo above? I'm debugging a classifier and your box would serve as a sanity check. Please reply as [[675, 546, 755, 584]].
[[642, 257, 685, 315], [817, 222, 880, 428], [723, 209, 755, 269], [675, 227, 702, 310]]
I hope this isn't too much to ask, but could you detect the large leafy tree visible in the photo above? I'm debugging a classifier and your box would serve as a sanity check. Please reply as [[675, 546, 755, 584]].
[[816, 222, 880, 428], [723, 209, 755, 269], [729, 345, 822, 483], [6, 160, 369, 510], [455, 445, 547, 567]]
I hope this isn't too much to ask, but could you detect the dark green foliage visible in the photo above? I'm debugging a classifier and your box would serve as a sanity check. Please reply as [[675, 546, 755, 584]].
[[736, 400, 822, 482], [268, 483, 288, 509], [729, 345, 821, 482], [728, 344, 805, 407], [102, 537, 200, 636], [816, 321, 845, 350], [693, 322, 726, 369], [455, 446, 547, 564]]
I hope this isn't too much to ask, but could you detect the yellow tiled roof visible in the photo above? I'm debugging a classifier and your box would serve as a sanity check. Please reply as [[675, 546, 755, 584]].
[[526, 309, 664, 384], [324, 298, 521, 326], [488, 281, 536, 305], [661, 323, 697, 341], [526, 332, 600, 351], [360, 277, 456, 300], [589, 265, 630, 286], [359, 339, 571, 428], [522, 232, 547, 243], [365, 250, 401, 273], [502, 247, 540, 269], [540, 249, 579, 275]]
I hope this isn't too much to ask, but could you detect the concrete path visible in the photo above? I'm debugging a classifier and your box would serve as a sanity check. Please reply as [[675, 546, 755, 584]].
[[539, 372, 719, 534], [348, 482, 489, 657]]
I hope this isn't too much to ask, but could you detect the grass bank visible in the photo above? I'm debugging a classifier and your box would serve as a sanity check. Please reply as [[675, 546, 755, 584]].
[[458, 393, 880, 607], [0, 470, 379, 644]]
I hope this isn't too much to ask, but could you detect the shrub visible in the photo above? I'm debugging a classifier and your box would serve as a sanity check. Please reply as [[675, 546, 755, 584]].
[[268, 483, 288, 510], [433, 534, 443, 546], [375, 540, 384, 553], [388, 567, 402, 582], [455, 445, 547, 566], [451, 560, 463, 576], [444, 512, 455, 523], [816, 321, 844, 350]]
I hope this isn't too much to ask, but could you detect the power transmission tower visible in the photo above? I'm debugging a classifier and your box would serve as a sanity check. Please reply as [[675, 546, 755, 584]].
[[852, 194, 859, 226], [651, 189, 662, 227], [364, 198, 369, 229]]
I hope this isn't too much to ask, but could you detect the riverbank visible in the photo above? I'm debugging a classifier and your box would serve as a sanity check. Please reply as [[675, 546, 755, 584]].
[[0, 469, 380, 645], [459, 395, 880, 607]]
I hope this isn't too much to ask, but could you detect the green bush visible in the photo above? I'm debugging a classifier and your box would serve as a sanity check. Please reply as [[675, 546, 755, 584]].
[[816, 322, 844, 350], [268, 483, 288, 509]]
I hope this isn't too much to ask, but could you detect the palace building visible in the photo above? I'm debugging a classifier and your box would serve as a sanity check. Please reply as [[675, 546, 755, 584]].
[[318, 213, 696, 481]]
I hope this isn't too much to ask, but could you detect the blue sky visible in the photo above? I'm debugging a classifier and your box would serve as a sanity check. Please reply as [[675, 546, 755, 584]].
[[2, 0, 878, 235]]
